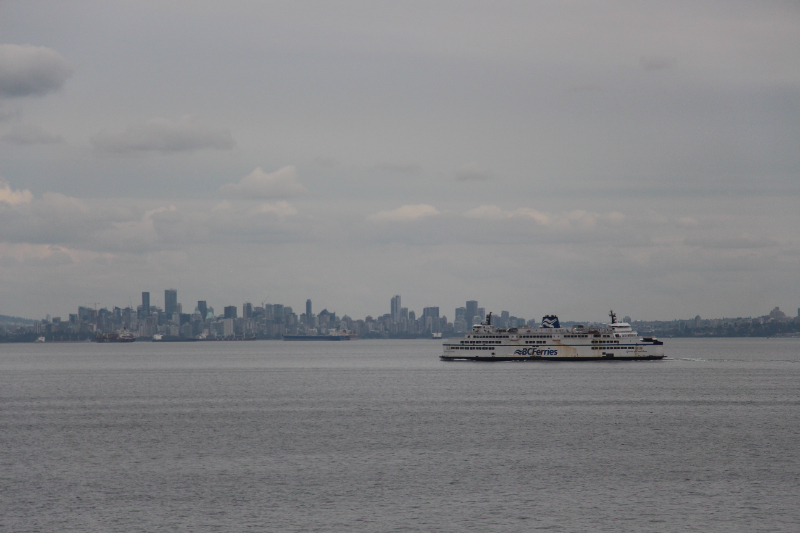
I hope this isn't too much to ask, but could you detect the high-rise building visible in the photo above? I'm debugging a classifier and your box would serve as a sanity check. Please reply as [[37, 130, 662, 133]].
[[391, 295, 401, 319], [422, 306, 439, 319], [224, 306, 238, 319], [243, 302, 253, 319], [165, 289, 178, 316], [465, 300, 478, 325], [141, 292, 150, 318], [197, 301, 207, 321], [306, 299, 312, 318]]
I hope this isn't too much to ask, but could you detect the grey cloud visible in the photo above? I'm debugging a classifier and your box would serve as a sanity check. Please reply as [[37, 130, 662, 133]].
[[314, 156, 342, 168], [2, 124, 63, 145], [0, 107, 21, 122], [455, 162, 494, 182], [91, 116, 235, 154], [684, 235, 778, 249], [639, 56, 676, 71], [0, 44, 73, 98], [0, 192, 137, 247], [370, 162, 422, 174]]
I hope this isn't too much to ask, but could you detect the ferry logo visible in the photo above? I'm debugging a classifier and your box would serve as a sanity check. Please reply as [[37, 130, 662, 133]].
[[514, 347, 558, 356], [541, 315, 560, 328]]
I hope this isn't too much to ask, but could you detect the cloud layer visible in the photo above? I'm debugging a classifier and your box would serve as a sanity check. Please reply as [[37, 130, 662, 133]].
[[1, 3, 800, 320]]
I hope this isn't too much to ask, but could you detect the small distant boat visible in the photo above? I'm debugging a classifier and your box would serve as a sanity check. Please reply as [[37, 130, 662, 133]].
[[152, 334, 198, 342], [35, 336, 46, 343], [283, 329, 358, 341], [94, 329, 136, 343]]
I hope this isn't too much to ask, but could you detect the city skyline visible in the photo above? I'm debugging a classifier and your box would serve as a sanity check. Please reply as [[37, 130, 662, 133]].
[[3, 286, 797, 332], [1, 3, 799, 321]]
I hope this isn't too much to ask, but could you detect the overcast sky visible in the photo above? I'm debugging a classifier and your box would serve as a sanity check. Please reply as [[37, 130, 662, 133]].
[[1, 1, 799, 322]]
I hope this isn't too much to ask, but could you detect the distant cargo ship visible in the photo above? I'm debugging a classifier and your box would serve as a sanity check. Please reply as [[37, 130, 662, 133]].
[[283, 330, 357, 341], [94, 329, 136, 343]]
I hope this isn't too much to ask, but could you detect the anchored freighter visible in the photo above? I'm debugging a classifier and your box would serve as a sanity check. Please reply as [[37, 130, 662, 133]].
[[441, 311, 664, 361]]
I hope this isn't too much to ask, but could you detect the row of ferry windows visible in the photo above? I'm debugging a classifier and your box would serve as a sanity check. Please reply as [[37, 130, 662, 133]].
[[470, 335, 556, 339], [451, 346, 634, 351], [451, 346, 492, 350], [469, 334, 601, 339], [591, 346, 632, 350]]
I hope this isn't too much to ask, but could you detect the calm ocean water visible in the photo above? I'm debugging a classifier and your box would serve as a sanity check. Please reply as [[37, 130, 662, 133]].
[[2, 338, 799, 532]]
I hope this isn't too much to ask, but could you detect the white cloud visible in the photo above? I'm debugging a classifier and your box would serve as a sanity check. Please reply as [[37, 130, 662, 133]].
[[0, 44, 73, 98], [219, 166, 308, 199], [252, 201, 298, 217], [455, 162, 494, 182], [464, 205, 625, 229], [91, 115, 235, 154], [367, 204, 440, 222], [2, 124, 63, 145], [0, 180, 33, 205]]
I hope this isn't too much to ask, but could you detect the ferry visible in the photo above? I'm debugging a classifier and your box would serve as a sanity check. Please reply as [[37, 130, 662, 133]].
[[441, 311, 664, 361], [94, 329, 136, 343]]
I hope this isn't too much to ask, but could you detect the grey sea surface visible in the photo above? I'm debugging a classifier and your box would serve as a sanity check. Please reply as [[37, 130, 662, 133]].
[[2, 338, 799, 532]]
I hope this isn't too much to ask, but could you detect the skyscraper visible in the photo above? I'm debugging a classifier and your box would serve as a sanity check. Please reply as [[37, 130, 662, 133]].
[[422, 306, 439, 319], [141, 292, 150, 318], [391, 295, 401, 319], [224, 306, 237, 319], [466, 300, 478, 325], [243, 302, 253, 319], [197, 301, 207, 320], [165, 289, 178, 316], [306, 299, 312, 318]]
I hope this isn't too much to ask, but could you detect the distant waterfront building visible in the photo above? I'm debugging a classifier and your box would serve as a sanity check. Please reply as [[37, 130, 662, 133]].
[[769, 307, 786, 320], [306, 299, 312, 318], [165, 289, 178, 316], [243, 302, 253, 319], [224, 306, 238, 319], [141, 292, 151, 318], [197, 301, 207, 321], [391, 295, 401, 320]]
